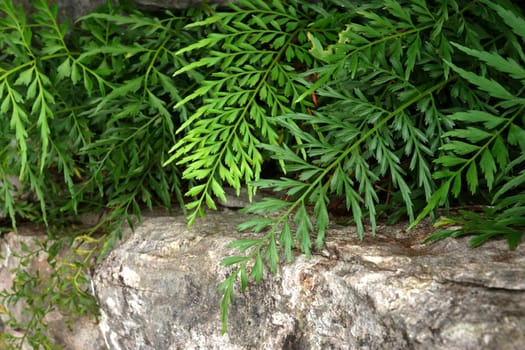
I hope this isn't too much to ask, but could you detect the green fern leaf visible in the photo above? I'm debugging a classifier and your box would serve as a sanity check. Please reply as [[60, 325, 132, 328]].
[[480, 149, 497, 190], [481, 0, 525, 41], [445, 60, 516, 101], [451, 42, 525, 81], [449, 111, 505, 129], [279, 219, 294, 262], [465, 162, 478, 194], [250, 254, 264, 284]]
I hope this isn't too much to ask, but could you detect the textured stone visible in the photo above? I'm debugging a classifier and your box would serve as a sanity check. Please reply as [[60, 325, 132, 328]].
[[12, 0, 108, 21], [0, 226, 106, 350], [0, 228, 49, 348], [133, 0, 232, 10], [94, 210, 525, 350], [12, 0, 234, 22]]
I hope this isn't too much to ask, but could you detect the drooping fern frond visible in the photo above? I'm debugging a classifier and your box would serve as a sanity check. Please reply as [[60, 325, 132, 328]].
[[411, 1, 525, 247], [1, 0, 211, 227], [426, 152, 525, 250], [163, 0, 347, 225], [211, 0, 525, 332], [0, 0, 72, 225], [214, 0, 449, 332]]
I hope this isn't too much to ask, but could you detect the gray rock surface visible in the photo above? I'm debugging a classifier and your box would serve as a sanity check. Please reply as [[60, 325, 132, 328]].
[[12, 0, 108, 21], [134, 0, 232, 10], [0, 226, 105, 350], [12, 0, 233, 22], [94, 210, 525, 350]]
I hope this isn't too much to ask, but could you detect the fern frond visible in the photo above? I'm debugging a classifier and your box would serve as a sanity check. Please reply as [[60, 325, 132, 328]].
[[164, 0, 336, 224], [411, 0, 525, 229]]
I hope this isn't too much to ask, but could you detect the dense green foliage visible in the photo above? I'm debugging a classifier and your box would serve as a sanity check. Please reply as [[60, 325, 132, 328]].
[[0, 0, 524, 347], [0, 0, 211, 347]]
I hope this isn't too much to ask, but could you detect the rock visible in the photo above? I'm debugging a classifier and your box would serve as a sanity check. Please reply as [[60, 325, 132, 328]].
[[11, 0, 234, 23], [94, 210, 525, 350], [11, 0, 108, 21], [133, 0, 233, 10], [0, 226, 106, 350], [53, 0, 108, 19]]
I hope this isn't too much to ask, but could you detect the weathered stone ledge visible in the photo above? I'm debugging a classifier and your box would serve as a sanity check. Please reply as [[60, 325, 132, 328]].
[[93, 210, 525, 349], [2, 209, 524, 349]]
